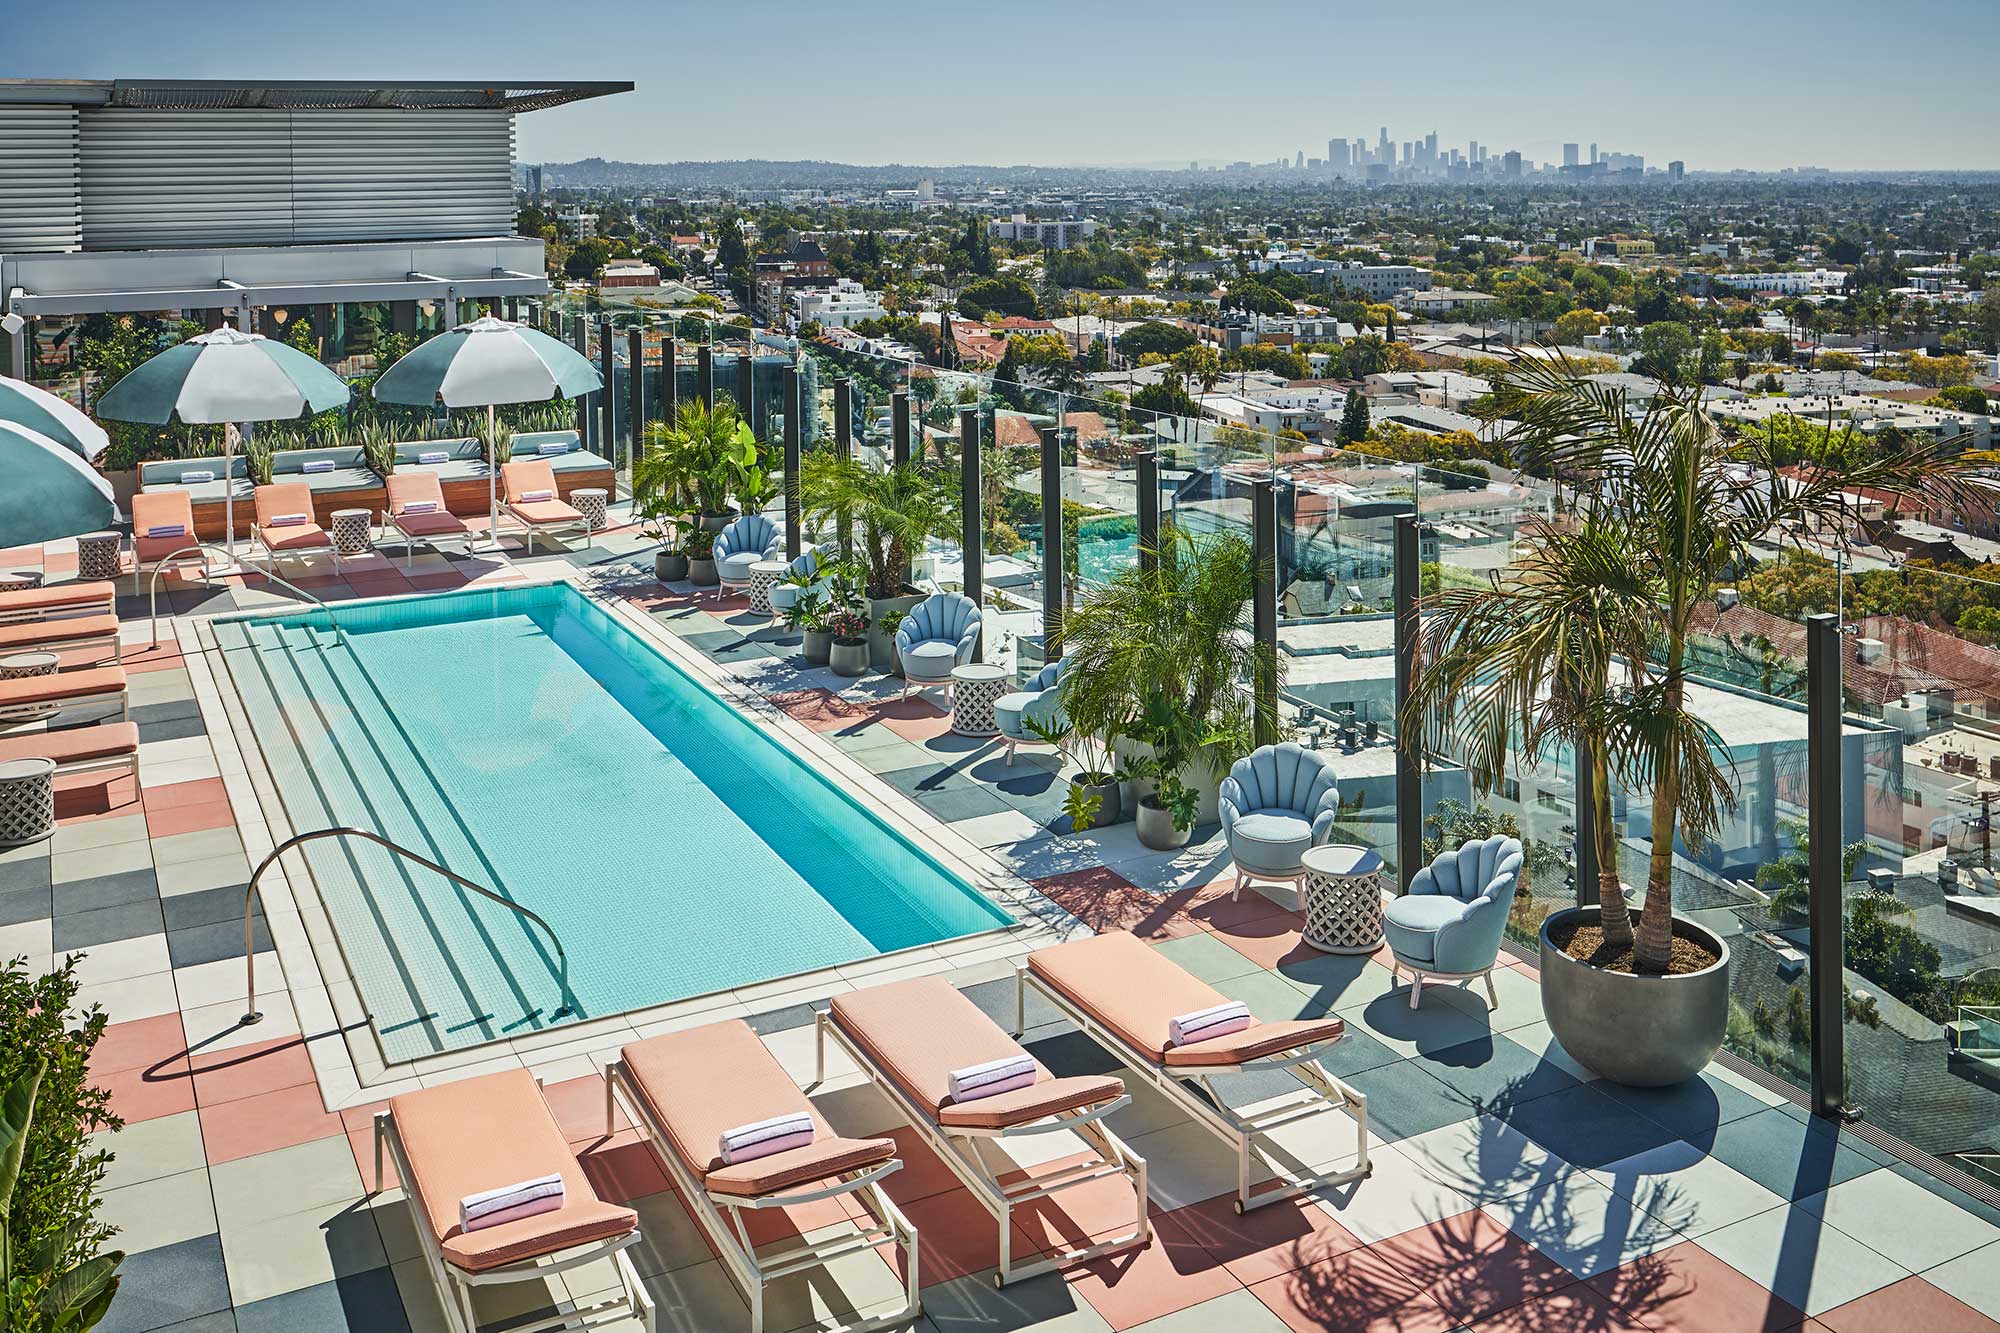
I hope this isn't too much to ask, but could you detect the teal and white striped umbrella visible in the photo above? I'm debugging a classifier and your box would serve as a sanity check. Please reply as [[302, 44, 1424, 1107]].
[[373, 316, 601, 549], [0, 420, 117, 547], [371, 315, 600, 408], [95, 326, 350, 552], [0, 376, 110, 463]]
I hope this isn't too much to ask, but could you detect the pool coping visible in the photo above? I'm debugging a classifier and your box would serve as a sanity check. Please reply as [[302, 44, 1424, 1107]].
[[180, 565, 1082, 1111]]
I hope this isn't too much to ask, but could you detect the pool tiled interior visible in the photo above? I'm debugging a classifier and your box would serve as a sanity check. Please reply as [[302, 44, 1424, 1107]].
[[5, 516, 1999, 1333]]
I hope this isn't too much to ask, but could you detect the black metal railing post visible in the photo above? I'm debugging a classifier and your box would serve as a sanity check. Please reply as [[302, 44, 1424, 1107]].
[[960, 407, 984, 657], [627, 325, 646, 467], [1393, 513, 1423, 892], [1039, 426, 1064, 657], [892, 391, 912, 467], [782, 365, 802, 560], [697, 343, 715, 411], [734, 350, 754, 431], [598, 315, 616, 463], [1136, 449, 1160, 572], [1251, 477, 1279, 749], [1807, 612, 1853, 1121], [571, 316, 593, 450], [660, 335, 678, 427], [834, 379, 854, 457]]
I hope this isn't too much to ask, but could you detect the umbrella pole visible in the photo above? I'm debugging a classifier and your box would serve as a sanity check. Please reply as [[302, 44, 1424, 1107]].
[[225, 423, 237, 557], [481, 402, 502, 554]]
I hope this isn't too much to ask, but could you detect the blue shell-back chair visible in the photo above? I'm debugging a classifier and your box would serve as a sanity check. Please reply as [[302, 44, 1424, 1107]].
[[895, 592, 981, 696], [994, 657, 1073, 764], [713, 513, 782, 596], [1219, 743, 1342, 899], [1383, 834, 1523, 1010]]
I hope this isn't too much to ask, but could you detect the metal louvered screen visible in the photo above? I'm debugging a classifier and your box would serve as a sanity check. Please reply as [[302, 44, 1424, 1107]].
[[78, 108, 515, 250], [0, 106, 82, 252]]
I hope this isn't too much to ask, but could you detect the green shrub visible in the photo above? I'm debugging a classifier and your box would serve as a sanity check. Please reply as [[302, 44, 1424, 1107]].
[[0, 957, 121, 1329]]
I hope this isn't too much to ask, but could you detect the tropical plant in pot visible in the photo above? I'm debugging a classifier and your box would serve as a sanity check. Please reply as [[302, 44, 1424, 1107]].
[[800, 453, 955, 666], [1023, 713, 1126, 831], [684, 527, 720, 587], [640, 400, 760, 531], [1407, 354, 1978, 1087], [821, 558, 872, 677], [1060, 523, 1272, 835], [788, 587, 833, 665]]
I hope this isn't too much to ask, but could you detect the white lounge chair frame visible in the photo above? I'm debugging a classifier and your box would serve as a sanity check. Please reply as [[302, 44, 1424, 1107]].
[[816, 1009, 1150, 1287], [605, 1057, 920, 1333], [504, 499, 595, 556], [1014, 963, 1372, 1214], [382, 508, 476, 567], [373, 1106, 657, 1333]]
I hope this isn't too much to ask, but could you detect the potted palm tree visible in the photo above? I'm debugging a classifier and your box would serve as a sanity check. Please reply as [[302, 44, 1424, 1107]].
[[1060, 524, 1272, 832], [641, 400, 760, 533], [1409, 355, 1977, 1086], [800, 453, 955, 668]]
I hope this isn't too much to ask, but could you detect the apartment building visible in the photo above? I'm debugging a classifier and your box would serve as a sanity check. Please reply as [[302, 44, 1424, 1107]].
[[987, 213, 1099, 249], [788, 277, 887, 329]]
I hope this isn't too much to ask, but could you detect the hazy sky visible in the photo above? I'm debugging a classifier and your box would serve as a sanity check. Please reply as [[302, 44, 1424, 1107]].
[[6, 0, 1997, 172]]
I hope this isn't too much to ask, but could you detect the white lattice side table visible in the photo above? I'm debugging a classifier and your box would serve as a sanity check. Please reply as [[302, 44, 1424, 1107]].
[[0, 758, 56, 847], [75, 531, 122, 582], [748, 559, 787, 616], [1300, 844, 1388, 954], [330, 509, 374, 557], [572, 488, 608, 540], [949, 662, 1008, 736], [0, 653, 58, 681]]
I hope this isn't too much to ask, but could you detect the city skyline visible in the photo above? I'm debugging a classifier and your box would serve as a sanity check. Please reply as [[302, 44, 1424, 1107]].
[[3, 0, 1998, 173]]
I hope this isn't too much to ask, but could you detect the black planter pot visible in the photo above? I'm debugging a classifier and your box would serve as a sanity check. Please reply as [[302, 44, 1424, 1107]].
[[829, 638, 870, 677], [655, 551, 689, 583], [688, 557, 719, 587]]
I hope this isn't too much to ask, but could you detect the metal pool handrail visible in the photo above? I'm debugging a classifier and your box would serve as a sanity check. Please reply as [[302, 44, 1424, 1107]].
[[241, 826, 572, 1026], [147, 540, 353, 651]]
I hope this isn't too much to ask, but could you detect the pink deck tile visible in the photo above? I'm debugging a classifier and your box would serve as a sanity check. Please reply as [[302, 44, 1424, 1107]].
[[874, 1126, 963, 1207], [1000, 1152, 1151, 1259], [542, 1073, 628, 1145], [1585, 1239, 1807, 1333], [1030, 868, 1204, 941], [573, 1138, 670, 1205], [141, 776, 229, 808], [1248, 1244, 1459, 1333], [1369, 1210, 1577, 1325], [188, 1035, 317, 1107], [1205, 911, 1313, 969], [881, 1187, 1044, 1287], [1169, 1192, 1365, 1287], [873, 699, 954, 745], [89, 1012, 190, 1081], [767, 688, 877, 733], [1469, 1284, 1650, 1330], [1813, 1276, 2000, 1333], [198, 1080, 344, 1165], [145, 799, 237, 838], [54, 772, 140, 823], [1064, 1208, 1241, 1331], [95, 1061, 197, 1125]]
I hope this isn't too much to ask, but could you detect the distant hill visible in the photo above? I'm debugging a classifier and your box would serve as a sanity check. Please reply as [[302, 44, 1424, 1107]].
[[531, 156, 1185, 190]]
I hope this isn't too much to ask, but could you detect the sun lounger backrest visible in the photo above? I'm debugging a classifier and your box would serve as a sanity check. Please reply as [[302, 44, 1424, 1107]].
[[1027, 930, 1229, 1060], [387, 471, 447, 514], [253, 482, 316, 529], [619, 1019, 828, 1177], [501, 459, 558, 504]]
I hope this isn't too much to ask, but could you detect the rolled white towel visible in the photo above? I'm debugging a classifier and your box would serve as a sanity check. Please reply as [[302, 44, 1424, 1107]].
[[301, 459, 336, 474], [519, 488, 556, 504], [538, 440, 571, 456], [1167, 1000, 1252, 1048], [460, 1173, 564, 1232], [267, 513, 310, 527], [180, 470, 216, 483], [418, 450, 450, 465], [719, 1111, 815, 1165], [947, 1053, 1037, 1103], [145, 524, 187, 540], [399, 499, 440, 515]]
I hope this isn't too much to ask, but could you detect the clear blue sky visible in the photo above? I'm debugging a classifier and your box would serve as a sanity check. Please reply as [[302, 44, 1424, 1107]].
[[5, 0, 1995, 171]]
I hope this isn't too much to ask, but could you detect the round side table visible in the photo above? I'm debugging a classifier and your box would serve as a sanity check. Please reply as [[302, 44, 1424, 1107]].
[[949, 662, 1008, 737], [0, 758, 56, 848], [0, 652, 59, 681], [1300, 844, 1388, 954], [75, 531, 122, 582], [0, 570, 45, 592], [748, 559, 787, 616], [330, 509, 374, 557], [572, 487, 609, 538]]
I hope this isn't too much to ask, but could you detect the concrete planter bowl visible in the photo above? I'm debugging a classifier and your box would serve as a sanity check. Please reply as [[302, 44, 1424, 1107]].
[[687, 557, 719, 588], [1135, 796, 1192, 850], [829, 638, 870, 677], [1539, 905, 1731, 1088], [654, 551, 688, 583], [801, 628, 833, 665]]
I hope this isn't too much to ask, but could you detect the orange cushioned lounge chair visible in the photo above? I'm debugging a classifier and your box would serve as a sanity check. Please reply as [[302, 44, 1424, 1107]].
[[822, 974, 1148, 1284], [0, 614, 121, 665], [1020, 928, 1371, 1214], [130, 490, 207, 595], [607, 1017, 918, 1333], [251, 482, 338, 575], [500, 459, 586, 555], [0, 721, 139, 782], [0, 666, 127, 724], [375, 1067, 654, 1333], [0, 582, 115, 625], [383, 471, 472, 566]]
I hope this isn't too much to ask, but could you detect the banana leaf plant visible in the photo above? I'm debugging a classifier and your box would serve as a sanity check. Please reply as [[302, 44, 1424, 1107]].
[[1, 1061, 122, 1331]]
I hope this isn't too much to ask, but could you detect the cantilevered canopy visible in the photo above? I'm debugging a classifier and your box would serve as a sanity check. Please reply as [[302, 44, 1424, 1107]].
[[371, 316, 600, 408], [0, 376, 109, 462], [0, 421, 117, 546]]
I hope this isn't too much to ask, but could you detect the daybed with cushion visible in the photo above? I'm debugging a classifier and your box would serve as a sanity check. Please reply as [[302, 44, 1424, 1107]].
[[712, 513, 783, 598], [1220, 742, 1343, 900], [994, 657, 1071, 764], [1020, 929, 1370, 1213], [608, 1017, 917, 1333], [135, 457, 253, 541], [1383, 834, 1523, 1011], [894, 592, 981, 698], [822, 974, 1145, 1285], [376, 1068, 654, 1333]]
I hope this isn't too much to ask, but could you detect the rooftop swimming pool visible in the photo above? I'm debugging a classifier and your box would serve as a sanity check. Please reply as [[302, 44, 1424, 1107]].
[[216, 582, 1013, 1062]]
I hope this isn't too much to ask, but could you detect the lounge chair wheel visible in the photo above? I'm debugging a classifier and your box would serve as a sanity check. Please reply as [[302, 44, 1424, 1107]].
[[1233, 1199, 1246, 1216]]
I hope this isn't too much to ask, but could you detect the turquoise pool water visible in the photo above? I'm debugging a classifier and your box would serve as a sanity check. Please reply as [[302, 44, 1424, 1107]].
[[216, 583, 1011, 1061]]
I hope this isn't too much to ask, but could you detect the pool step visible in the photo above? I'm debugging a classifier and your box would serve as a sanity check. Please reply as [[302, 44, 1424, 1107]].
[[218, 617, 577, 1062]]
